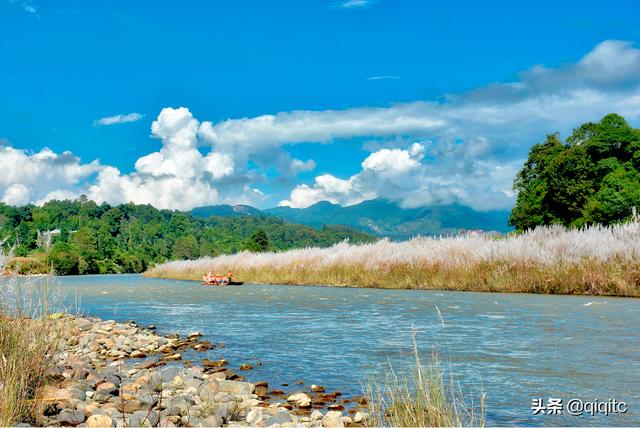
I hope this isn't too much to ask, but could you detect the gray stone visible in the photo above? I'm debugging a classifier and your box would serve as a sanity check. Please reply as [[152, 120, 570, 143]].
[[77, 318, 93, 331], [264, 410, 292, 427], [246, 408, 264, 425], [161, 366, 181, 383], [217, 380, 255, 396], [204, 415, 223, 427], [198, 381, 220, 402], [58, 409, 86, 426], [215, 403, 229, 422], [92, 391, 113, 404], [321, 411, 344, 428]]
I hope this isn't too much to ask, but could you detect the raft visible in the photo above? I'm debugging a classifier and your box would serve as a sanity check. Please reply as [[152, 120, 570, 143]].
[[201, 280, 244, 286]]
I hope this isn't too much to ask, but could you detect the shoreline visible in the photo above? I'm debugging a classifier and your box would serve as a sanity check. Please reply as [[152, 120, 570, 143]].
[[19, 315, 367, 427], [143, 268, 640, 298]]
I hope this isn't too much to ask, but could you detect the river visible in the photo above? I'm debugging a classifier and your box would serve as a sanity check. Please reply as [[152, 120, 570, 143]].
[[52, 274, 639, 426]]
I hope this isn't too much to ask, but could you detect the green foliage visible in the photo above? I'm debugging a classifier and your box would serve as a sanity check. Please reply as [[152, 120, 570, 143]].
[[244, 229, 270, 252], [510, 114, 640, 230], [0, 199, 375, 275]]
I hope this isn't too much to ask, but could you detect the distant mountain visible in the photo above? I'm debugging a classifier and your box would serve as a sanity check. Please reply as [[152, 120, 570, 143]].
[[192, 199, 512, 239], [191, 204, 262, 218]]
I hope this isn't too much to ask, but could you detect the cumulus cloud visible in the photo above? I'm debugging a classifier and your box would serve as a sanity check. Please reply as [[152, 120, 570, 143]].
[[0, 144, 101, 205], [2, 40, 640, 212], [272, 40, 640, 209], [87, 107, 263, 210], [93, 112, 144, 127]]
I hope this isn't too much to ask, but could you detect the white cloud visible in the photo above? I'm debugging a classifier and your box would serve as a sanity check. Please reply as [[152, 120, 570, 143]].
[[0, 144, 100, 205], [366, 75, 403, 81], [339, 0, 370, 8], [93, 112, 144, 127], [87, 107, 261, 210], [2, 40, 640, 212]]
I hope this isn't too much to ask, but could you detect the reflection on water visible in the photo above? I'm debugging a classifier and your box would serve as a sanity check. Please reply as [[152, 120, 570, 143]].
[[53, 274, 639, 426]]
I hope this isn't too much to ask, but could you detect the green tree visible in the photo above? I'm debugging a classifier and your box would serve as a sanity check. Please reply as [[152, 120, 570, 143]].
[[173, 235, 200, 260], [244, 229, 270, 252], [510, 113, 640, 230]]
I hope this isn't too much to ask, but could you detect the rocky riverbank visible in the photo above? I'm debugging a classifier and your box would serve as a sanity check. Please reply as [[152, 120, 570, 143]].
[[23, 316, 368, 427]]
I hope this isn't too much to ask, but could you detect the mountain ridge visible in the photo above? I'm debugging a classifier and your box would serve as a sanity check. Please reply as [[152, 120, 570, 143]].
[[192, 199, 512, 239]]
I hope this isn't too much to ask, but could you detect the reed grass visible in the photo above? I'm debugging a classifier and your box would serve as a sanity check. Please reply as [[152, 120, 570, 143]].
[[147, 223, 640, 297], [364, 337, 484, 427], [0, 248, 61, 426]]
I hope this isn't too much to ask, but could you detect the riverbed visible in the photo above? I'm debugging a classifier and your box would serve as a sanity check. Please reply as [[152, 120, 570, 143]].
[[53, 274, 639, 426]]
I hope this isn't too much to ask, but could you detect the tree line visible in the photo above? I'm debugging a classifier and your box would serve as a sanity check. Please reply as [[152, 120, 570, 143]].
[[510, 113, 640, 230], [0, 198, 375, 275]]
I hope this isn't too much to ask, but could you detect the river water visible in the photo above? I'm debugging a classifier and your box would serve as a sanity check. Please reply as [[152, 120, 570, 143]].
[[52, 274, 638, 426]]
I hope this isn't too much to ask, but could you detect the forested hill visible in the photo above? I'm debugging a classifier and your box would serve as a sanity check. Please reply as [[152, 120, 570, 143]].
[[0, 199, 375, 275]]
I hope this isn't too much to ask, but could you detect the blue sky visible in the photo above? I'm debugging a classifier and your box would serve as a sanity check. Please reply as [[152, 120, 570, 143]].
[[1, 0, 640, 210]]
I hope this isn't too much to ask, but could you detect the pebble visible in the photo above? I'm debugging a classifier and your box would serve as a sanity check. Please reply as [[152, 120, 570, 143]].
[[20, 315, 349, 428]]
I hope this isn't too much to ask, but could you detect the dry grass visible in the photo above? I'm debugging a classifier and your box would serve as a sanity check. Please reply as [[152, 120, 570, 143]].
[[365, 338, 484, 427], [147, 223, 640, 297], [0, 248, 62, 426]]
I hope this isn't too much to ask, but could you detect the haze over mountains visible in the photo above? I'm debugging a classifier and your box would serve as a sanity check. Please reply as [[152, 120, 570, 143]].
[[192, 199, 512, 240]]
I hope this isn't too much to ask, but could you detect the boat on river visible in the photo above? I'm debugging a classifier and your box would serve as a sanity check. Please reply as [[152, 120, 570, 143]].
[[201, 272, 243, 286]]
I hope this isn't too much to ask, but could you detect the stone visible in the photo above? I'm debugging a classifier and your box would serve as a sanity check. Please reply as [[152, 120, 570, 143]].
[[117, 399, 143, 413], [77, 318, 93, 331], [322, 411, 344, 428], [328, 404, 345, 411], [255, 386, 269, 399], [354, 396, 368, 406], [254, 380, 268, 388], [86, 414, 114, 428], [96, 382, 117, 393], [198, 380, 220, 402], [202, 358, 228, 368], [310, 409, 324, 420], [340, 416, 353, 424], [204, 415, 223, 427], [246, 408, 264, 425], [264, 409, 293, 427], [41, 385, 73, 403], [217, 379, 255, 396], [160, 366, 181, 382], [58, 409, 86, 426], [92, 390, 113, 404], [130, 350, 146, 358], [311, 384, 325, 393], [353, 412, 368, 423], [288, 392, 311, 407], [187, 331, 203, 339], [163, 353, 182, 361], [239, 364, 253, 371]]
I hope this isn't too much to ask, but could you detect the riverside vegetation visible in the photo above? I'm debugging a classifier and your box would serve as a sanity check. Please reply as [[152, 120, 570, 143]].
[[1, 249, 476, 427], [0, 199, 373, 275], [147, 223, 640, 297]]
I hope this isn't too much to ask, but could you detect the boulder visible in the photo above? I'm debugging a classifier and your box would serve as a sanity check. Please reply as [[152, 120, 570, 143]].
[[217, 379, 255, 396], [77, 318, 93, 331], [58, 409, 86, 426], [264, 409, 293, 427], [246, 408, 264, 425], [198, 380, 220, 402], [288, 392, 311, 407], [202, 358, 228, 368], [86, 414, 114, 428], [310, 409, 324, 420], [130, 350, 146, 358], [204, 415, 223, 427], [322, 411, 344, 428], [353, 411, 368, 423], [311, 384, 325, 393], [255, 386, 269, 399]]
